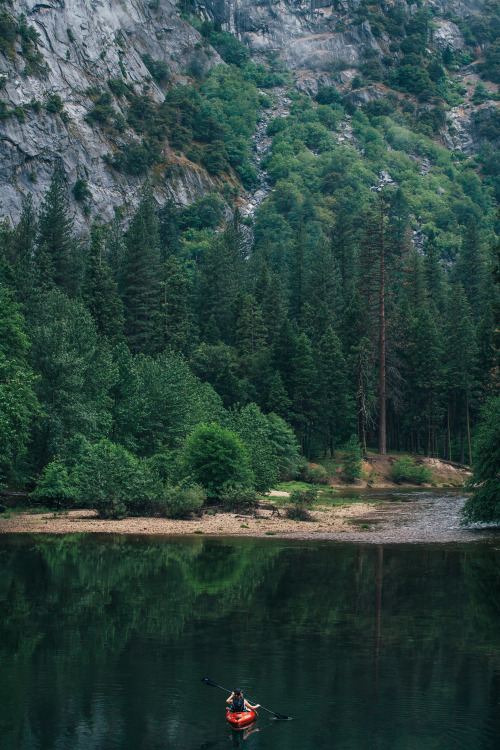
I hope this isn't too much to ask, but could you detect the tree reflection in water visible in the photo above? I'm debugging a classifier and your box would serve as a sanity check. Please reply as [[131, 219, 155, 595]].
[[0, 534, 499, 749]]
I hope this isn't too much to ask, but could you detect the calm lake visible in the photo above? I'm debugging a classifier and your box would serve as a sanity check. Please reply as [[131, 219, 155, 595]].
[[1, 534, 499, 749]]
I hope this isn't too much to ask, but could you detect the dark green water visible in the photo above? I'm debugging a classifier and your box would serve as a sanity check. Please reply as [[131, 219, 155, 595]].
[[1, 534, 499, 750]]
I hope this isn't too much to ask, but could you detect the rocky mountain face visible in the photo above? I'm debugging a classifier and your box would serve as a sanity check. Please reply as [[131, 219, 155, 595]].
[[0, 0, 223, 227], [0, 0, 499, 228], [199, 0, 467, 72]]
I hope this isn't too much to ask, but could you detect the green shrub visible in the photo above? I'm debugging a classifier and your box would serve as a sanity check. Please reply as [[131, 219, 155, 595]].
[[391, 456, 433, 484], [219, 483, 259, 511], [74, 439, 157, 519], [0, 10, 16, 56], [286, 488, 318, 520], [31, 459, 75, 508], [141, 54, 169, 84], [342, 436, 363, 482], [290, 488, 318, 505], [108, 78, 128, 97], [162, 483, 205, 518], [183, 423, 253, 499], [85, 92, 115, 125], [46, 94, 64, 113], [304, 464, 329, 485], [73, 179, 91, 202]]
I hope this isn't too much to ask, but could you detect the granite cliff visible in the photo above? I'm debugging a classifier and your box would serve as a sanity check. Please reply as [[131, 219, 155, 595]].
[[0, 0, 499, 228]]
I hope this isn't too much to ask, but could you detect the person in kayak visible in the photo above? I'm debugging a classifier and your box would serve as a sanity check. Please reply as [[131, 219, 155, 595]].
[[226, 689, 260, 713]]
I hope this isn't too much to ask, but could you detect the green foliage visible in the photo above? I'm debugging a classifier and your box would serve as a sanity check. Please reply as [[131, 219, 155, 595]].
[[85, 92, 115, 126], [0, 9, 16, 56], [29, 289, 114, 468], [74, 439, 157, 519], [183, 423, 253, 499], [219, 483, 259, 511], [200, 22, 250, 67], [286, 487, 318, 520], [304, 464, 329, 485], [37, 167, 74, 292], [108, 78, 128, 97], [31, 459, 75, 508], [105, 63, 260, 185], [45, 94, 64, 113], [120, 187, 162, 354], [73, 178, 91, 202], [0, 284, 39, 483], [160, 482, 205, 518], [141, 54, 169, 84], [342, 436, 363, 482], [391, 456, 433, 485], [462, 397, 500, 524]]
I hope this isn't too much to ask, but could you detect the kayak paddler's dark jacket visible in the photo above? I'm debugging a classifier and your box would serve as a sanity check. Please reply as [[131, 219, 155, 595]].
[[230, 696, 245, 712]]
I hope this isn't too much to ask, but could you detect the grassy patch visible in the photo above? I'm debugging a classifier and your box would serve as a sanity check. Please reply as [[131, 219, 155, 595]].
[[275, 481, 311, 493]]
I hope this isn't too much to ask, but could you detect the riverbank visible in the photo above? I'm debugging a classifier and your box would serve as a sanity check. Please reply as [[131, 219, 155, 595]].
[[326, 454, 471, 488], [1, 490, 498, 543]]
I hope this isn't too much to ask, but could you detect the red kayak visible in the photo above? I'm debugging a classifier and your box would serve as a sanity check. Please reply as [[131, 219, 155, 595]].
[[226, 708, 257, 728]]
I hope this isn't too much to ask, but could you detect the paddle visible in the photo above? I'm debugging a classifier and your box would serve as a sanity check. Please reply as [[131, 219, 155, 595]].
[[201, 676, 292, 720]]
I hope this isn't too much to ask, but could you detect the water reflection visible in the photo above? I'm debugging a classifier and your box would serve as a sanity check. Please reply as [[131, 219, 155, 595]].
[[0, 535, 499, 749]]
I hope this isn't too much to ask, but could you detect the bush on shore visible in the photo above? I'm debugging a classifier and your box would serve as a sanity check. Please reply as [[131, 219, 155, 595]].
[[391, 456, 433, 484], [285, 487, 318, 521]]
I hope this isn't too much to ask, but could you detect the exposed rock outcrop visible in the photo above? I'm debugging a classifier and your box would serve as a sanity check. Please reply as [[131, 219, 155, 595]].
[[0, 0, 223, 228]]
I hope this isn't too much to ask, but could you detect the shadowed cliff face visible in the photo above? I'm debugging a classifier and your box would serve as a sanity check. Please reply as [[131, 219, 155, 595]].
[[0, 0, 223, 228], [199, 0, 382, 68]]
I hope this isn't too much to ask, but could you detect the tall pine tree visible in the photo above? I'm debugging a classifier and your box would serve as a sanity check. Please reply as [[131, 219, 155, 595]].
[[81, 224, 124, 345], [120, 188, 162, 355], [37, 167, 74, 293]]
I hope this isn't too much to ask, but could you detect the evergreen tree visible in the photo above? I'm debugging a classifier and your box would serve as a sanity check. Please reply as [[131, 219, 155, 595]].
[[358, 197, 396, 455], [81, 224, 124, 344], [204, 314, 221, 344], [37, 167, 74, 292], [403, 307, 443, 456], [272, 318, 297, 396], [0, 218, 16, 291], [316, 326, 351, 457], [331, 210, 356, 305], [106, 213, 126, 279], [13, 194, 37, 302], [0, 284, 39, 483], [444, 284, 478, 464], [30, 289, 115, 468], [110, 342, 141, 452], [306, 237, 342, 343], [266, 370, 292, 420], [453, 219, 486, 321], [261, 271, 287, 345], [120, 188, 163, 354], [424, 241, 446, 312], [198, 227, 245, 342], [462, 231, 500, 524], [160, 255, 194, 355], [289, 220, 308, 323], [462, 397, 500, 524], [291, 332, 318, 457], [402, 247, 428, 310], [476, 304, 497, 394], [190, 343, 242, 407], [235, 293, 267, 367]]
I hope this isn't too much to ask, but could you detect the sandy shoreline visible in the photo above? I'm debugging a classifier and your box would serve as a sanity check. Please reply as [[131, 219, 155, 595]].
[[1, 491, 499, 544], [0, 502, 376, 537]]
